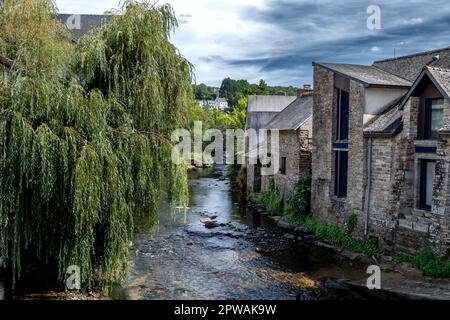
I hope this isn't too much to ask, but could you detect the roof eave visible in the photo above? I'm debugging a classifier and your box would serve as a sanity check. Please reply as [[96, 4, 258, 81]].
[[313, 62, 411, 89], [399, 68, 450, 110]]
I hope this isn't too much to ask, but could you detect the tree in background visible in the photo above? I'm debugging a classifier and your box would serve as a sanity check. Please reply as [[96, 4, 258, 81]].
[[193, 83, 217, 101], [0, 0, 191, 290], [228, 96, 247, 130], [218, 78, 299, 108]]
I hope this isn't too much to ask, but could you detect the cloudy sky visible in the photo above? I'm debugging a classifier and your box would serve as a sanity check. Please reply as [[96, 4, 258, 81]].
[[55, 0, 450, 87]]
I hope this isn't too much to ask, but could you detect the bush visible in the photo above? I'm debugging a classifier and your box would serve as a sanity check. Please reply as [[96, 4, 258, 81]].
[[284, 180, 311, 223], [248, 192, 264, 205], [411, 248, 450, 278], [301, 215, 382, 256], [262, 179, 284, 215], [227, 164, 240, 182], [395, 253, 413, 264]]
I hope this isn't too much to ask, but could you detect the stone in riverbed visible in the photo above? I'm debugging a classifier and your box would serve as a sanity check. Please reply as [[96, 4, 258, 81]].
[[283, 233, 296, 240], [340, 250, 363, 262], [304, 235, 316, 242], [324, 279, 350, 291], [277, 219, 296, 232], [202, 220, 220, 229]]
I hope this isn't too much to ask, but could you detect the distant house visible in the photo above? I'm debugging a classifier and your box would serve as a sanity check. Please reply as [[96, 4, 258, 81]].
[[244, 90, 313, 199], [199, 97, 229, 110], [57, 14, 109, 42], [262, 91, 313, 199], [311, 46, 450, 255]]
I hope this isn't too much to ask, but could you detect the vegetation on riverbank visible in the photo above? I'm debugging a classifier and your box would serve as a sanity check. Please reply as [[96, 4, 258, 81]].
[[0, 0, 191, 290], [250, 180, 382, 256], [396, 249, 450, 278]]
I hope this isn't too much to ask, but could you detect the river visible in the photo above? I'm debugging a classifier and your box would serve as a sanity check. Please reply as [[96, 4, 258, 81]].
[[1, 165, 370, 300], [113, 165, 368, 300]]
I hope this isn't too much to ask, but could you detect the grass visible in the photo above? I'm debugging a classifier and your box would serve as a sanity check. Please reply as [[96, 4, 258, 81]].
[[300, 215, 383, 257], [251, 180, 382, 257], [284, 180, 311, 222], [250, 179, 283, 216], [395, 248, 450, 278]]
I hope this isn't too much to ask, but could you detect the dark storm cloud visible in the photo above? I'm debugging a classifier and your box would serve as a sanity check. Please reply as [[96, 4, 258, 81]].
[[212, 0, 450, 77]]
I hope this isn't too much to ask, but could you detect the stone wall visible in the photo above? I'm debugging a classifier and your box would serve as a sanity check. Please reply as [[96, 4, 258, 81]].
[[272, 130, 311, 200], [311, 65, 334, 222], [311, 65, 367, 232], [251, 129, 312, 201]]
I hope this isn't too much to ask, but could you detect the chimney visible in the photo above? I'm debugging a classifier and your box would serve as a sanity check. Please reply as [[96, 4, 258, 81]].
[[299, 84, 313, 97]]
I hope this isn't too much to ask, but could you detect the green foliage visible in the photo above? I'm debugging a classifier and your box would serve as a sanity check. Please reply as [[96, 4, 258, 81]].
[[300, 216, 382, 257], [284, 180, 311, 223], [227, 164, 240, 182], [395, 253, 413, 264], [248, 193, 264, 205], [262, 180, 284, 216], [0, 1, 191, 290], [193, 83, 217, 101], [227, 96, 247, 130], [411, 248, 450, 278], [219, 78, 299, 108], [344, 213, 358, 237]]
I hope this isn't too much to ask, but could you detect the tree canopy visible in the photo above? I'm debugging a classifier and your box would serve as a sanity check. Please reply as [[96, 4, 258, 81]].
[[219, 78, 299, 108], [0, 0, 192, 290]]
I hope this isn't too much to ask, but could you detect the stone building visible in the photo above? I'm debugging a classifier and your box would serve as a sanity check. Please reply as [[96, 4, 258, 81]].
[[245, 90, 313, 200], [245, 95, 296, 194], [311, 46, 450, 256]]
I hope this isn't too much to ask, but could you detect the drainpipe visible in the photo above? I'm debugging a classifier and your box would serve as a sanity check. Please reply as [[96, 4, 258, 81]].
[[364, 138, 373, 237]]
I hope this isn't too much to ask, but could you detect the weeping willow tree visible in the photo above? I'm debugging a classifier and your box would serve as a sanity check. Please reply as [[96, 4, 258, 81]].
[[0, 0, 191, 289]]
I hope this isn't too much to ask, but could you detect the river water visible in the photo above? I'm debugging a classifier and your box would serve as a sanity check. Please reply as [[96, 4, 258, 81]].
[[114, 166, 368, 300], [0, 165, 369, 300]]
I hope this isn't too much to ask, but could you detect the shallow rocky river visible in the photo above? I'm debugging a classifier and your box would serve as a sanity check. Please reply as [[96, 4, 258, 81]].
[[0, 165, 374, 300], [113, 166, 369, 300]]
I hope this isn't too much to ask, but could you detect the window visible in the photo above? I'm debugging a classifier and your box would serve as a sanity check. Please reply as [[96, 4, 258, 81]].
[[419, 159, 436, 211], [263, 153, 272, 168], [334, 151, 348, 198], [280, 157, 287, 175], [424, 99, 444, 139], [336, 89, 350, 141]]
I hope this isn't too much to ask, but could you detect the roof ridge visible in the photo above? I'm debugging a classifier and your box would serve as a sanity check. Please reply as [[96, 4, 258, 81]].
[[426, 65, 450, 73], [370, 65, 412, 82], [374, 46, 450, 63]]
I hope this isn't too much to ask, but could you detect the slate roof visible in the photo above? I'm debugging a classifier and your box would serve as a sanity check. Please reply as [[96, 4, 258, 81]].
[[58, 14, 110, 42], [247, 95, 297, 113], [427, 66, 450, 100], [245, 112, 280, 131], [397, 66, 450, 111], [363, 96, 404, 137], [373, 46, 450, 82], [313, 62, 412, 88], [265, 95, 313, 131]]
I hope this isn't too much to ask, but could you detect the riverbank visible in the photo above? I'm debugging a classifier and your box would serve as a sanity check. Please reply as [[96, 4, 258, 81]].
[[3, 166, 448, 300], [264, 214, 450, 300], [114, 167, 377, 300]]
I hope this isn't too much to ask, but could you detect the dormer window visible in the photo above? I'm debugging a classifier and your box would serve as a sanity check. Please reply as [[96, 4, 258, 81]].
[[424, 98, 444, 139]]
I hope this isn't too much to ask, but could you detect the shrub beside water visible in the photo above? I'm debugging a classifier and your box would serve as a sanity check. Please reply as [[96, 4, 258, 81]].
[[302, 215, 382, 256], [262, 179, 284, 216], [284, 180, 311, 223], [411, 248, 450, 278]]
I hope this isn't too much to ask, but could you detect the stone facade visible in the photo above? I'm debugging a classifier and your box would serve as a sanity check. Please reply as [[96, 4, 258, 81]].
[[246, 94, 313, 200], [260, 128, 312, 200], [312, 62, 450, 256], [311, 66, 367, 231]]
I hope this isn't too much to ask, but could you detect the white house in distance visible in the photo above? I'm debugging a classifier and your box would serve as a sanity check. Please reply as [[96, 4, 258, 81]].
[[199, 98, 229, 110]]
